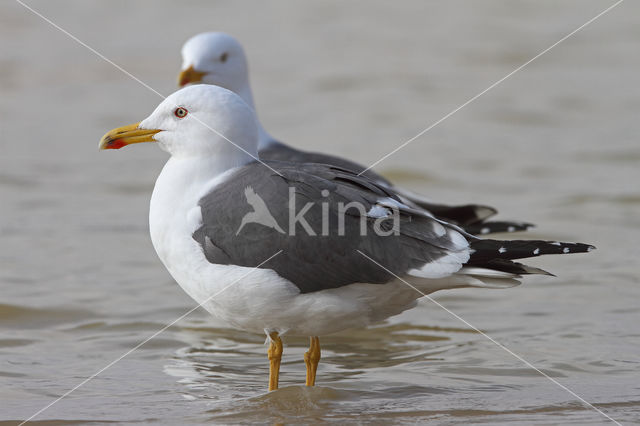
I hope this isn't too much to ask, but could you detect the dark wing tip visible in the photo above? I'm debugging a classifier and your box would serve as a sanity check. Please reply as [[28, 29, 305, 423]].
[[465, 221, 536, 235]]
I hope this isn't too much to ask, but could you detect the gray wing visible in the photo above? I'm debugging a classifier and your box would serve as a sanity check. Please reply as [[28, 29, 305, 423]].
[[192, 161, 468, 294], [259, 141, 392, 186], [260, 141, 533, 235]]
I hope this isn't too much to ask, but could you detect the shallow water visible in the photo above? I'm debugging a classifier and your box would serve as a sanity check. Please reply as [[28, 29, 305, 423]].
[[2, 0, 640, 424]]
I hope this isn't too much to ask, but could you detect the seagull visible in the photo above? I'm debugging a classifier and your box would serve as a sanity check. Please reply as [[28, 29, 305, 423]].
[[177, 32, 532, 236], [99, 84, 594, 391]]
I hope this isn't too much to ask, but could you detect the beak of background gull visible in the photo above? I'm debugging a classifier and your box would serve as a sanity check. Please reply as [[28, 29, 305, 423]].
[[99, 122, 161, 150], [178, 65, 207, 87]]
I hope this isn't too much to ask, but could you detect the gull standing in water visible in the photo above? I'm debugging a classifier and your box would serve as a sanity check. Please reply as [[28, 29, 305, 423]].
[[99, 84, 594, 390]]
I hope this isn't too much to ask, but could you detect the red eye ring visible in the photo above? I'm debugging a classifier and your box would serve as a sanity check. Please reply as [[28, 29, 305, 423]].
[[174, 107, 188, 118]]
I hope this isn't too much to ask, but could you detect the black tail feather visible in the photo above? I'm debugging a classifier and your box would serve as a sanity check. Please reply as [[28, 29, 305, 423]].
[[469, 239, 596, 264]]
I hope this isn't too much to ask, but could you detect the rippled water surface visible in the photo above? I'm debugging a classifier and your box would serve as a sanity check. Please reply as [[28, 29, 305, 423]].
[[2, 1, 640, 424]]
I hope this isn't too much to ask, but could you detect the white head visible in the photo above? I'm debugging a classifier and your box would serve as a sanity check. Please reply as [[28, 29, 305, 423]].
[[100, 85, 259, 166], [179, 33, 250, 99]]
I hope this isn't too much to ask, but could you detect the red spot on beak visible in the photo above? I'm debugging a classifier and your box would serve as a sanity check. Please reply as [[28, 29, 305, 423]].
[[107, 139, 127, 149]]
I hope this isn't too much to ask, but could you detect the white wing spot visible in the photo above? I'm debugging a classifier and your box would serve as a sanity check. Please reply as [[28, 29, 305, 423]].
[[498, 247, 507, 254], [480, 227, 490, 234], [447, 230, 469, 250], [367, 205, 390, 218], [507, 226, 515, 232], [431, 221, 447, 237], [533, 248, 540, 255], [551, 242, 562, 246], [563, 247, 570, 253]]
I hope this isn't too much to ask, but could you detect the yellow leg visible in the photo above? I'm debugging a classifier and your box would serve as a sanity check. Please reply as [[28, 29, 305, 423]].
[[268, 332, 283, 391], [304, 336, 321, 386]]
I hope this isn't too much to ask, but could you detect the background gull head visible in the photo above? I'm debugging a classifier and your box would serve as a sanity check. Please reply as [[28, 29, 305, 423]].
[[179, 32, 250, 96]]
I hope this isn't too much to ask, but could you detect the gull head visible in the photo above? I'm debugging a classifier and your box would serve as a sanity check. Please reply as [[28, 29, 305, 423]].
[[178, 32, 249, 94], [100, 84, 259, 160]]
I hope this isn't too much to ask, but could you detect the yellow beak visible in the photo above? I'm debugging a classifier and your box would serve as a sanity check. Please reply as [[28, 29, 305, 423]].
[[99, 122, 161, 150], [178, 65, 206, 87]]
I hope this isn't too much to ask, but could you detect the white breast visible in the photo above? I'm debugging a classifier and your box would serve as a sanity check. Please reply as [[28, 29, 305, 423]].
[[148, 157, 302, 334], [149, 156, 244, 301]]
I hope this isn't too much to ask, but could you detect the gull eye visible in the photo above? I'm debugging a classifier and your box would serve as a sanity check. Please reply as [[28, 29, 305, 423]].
[[220, 52, 228, 63], [174, 107, 188, 118]]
